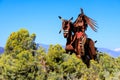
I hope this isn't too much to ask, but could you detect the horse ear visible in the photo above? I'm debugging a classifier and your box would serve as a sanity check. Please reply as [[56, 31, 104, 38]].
[[58, 16, 62, 19], [70, 17, 73, 21], [69, 17, 73, 22], [58, 16, 64, 21]]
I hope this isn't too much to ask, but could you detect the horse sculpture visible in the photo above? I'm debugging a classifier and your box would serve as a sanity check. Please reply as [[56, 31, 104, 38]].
[[58, 16, 97, 67]]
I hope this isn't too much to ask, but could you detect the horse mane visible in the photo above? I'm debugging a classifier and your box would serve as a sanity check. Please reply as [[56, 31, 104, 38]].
[[79, 8, 98, 32]]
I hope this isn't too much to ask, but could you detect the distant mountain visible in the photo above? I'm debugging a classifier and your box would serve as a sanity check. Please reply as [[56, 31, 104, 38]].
[[98, 48, 120, 58], [36, 43, 49, 51], [0, 47, 4, 54]]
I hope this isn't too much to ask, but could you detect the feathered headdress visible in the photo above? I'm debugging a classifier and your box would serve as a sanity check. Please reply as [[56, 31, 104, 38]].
[[79, 8, 98, 32]]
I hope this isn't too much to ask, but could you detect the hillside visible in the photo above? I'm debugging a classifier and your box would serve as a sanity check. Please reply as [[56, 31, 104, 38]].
[[0, 44, 120, 80]]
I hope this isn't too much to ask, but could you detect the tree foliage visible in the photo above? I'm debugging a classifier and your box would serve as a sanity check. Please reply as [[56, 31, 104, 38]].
[[5, 29, 36, 55], [0, 29, 120, 80]]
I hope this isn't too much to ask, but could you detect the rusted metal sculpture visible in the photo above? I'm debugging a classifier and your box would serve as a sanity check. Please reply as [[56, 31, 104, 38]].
[[58, 8, 98, 67]]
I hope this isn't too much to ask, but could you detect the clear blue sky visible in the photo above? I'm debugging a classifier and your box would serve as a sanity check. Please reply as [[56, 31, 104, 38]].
[[0, 0, 120, 50]]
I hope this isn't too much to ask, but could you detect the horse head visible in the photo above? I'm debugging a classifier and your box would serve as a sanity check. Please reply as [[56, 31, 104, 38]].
[[58, 16, 73, 38], [74, 8, 97, 32]]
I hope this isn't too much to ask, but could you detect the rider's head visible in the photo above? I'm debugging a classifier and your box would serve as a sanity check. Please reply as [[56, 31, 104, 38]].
[[76, 27, 82, 32]]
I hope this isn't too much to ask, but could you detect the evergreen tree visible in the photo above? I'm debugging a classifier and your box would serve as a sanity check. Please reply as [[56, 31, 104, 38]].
[[5, 29, 36, 55]]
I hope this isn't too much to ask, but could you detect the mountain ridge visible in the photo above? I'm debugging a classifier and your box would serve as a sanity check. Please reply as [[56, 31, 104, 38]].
[[98, 48, 120, 58], [37, 43, 120, 58], [0, 47, 4, 54]]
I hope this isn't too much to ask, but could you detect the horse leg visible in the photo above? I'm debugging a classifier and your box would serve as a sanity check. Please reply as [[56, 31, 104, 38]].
[[81, 55, 90, 68], [85, 57, 90, 68]]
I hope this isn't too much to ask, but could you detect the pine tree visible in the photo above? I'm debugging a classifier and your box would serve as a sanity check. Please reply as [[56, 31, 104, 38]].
[[5, 29, 36, 55]]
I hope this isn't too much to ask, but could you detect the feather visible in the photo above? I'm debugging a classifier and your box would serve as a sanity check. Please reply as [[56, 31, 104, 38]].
[[84, 15, 97, 32]]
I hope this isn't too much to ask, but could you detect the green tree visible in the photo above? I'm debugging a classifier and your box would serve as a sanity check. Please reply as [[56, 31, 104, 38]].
[[5, 29, 36, 55], [0, 29, 41, 80]]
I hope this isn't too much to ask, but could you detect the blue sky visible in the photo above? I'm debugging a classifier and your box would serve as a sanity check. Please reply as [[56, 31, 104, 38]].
[[0, 0, 120, 51]]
